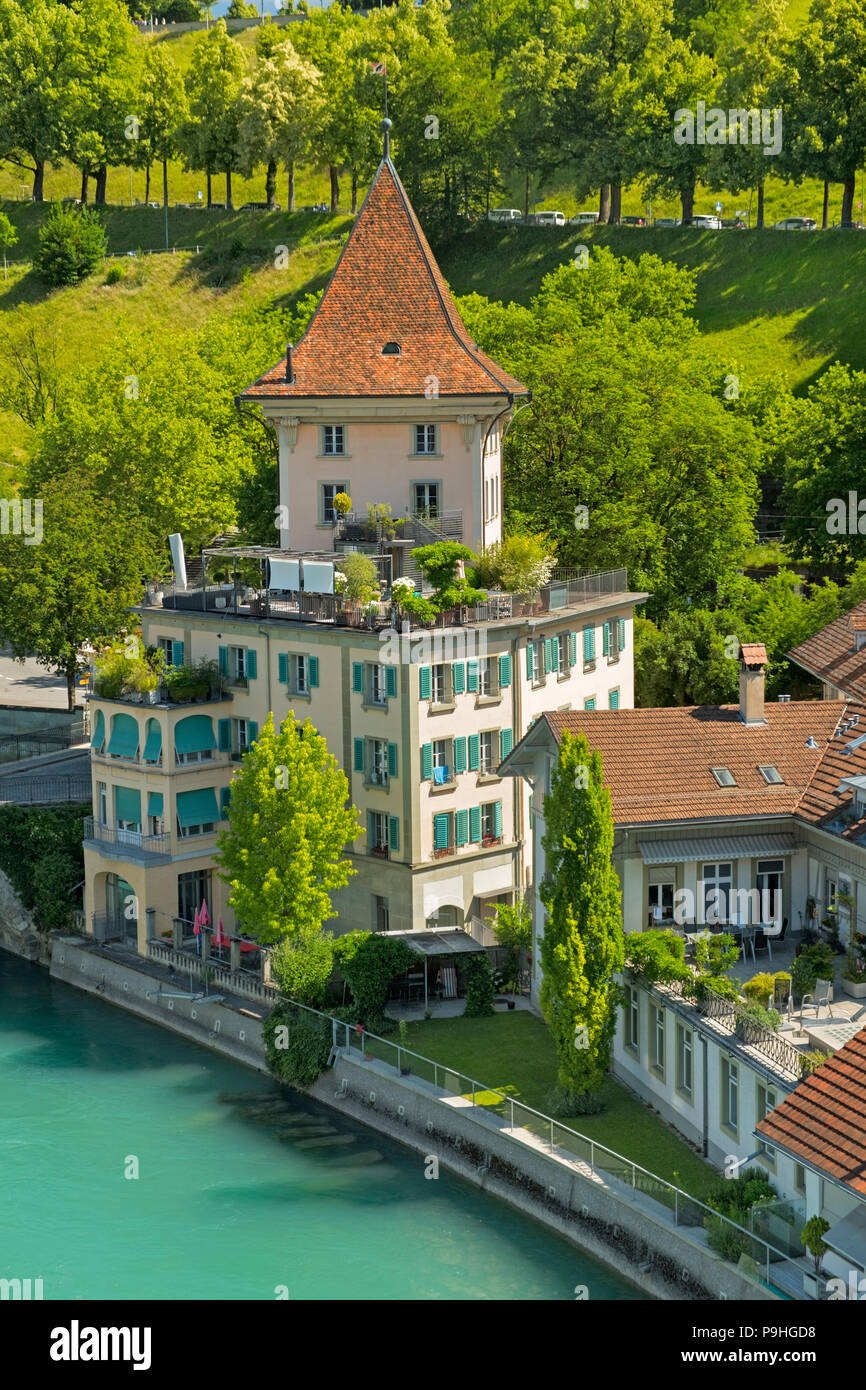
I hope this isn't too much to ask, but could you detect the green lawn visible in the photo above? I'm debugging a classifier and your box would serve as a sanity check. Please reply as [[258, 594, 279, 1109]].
[[379, 1011, 717, 1202]]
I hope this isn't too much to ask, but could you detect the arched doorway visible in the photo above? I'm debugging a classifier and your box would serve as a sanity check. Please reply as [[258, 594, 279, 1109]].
[[106, 873, 138, 944], [425, 904, 461, 931]]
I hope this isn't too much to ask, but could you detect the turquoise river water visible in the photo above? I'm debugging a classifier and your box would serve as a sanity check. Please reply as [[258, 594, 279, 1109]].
[[0, 953, 646, 1300]]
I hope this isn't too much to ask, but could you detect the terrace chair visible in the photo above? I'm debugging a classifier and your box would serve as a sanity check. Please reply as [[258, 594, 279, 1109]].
[[799, 978, 836, 1022], [755, 917, 787, 962]]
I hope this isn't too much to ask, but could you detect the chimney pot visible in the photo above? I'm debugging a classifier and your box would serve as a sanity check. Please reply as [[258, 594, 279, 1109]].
[[738, 643, 768, 725], [285, 343, 294, 384]]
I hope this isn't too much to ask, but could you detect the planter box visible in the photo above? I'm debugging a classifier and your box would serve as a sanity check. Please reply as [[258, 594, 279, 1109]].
[[842, 978, 866, 999]]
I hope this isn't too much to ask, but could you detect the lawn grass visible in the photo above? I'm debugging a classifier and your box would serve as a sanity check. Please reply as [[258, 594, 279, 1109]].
[[378, 1011, 718, 1201]]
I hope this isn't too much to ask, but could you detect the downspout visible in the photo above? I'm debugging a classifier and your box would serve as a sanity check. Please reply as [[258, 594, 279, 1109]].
[[701, 1034, 709, 1157], [257, 625, 272, 724], [480, 396, 519, 552]]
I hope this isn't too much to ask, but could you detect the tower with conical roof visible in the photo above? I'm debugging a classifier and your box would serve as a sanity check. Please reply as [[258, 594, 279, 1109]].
[[240, 123, 527, 555]]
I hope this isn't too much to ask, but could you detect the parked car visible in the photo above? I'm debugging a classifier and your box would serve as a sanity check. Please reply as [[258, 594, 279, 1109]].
[[833, 220, 864, 229], [569, 211, 599, 225], [621, 215, 647, 226], [531, 210, 566, 226], [240, 202, 281, 211], [654, 217, 681, 227], [689, 213, 722, 229], [487, 207, 523, 222], [773, 217, 817, 230], [720, 217, 748, 228]]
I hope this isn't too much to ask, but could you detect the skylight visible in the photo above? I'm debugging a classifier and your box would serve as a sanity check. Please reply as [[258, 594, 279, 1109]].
[[711, 767, 737, 787], [759, 765, 784, 785], [382, 341, 402, 355]]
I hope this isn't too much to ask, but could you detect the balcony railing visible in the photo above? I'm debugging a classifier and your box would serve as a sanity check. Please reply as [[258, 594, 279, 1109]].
[[83, 817, 172, 860], [648, 976, 809, 1081]]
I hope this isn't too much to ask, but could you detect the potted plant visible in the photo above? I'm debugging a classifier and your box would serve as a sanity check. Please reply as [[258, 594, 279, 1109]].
[[800, 1216, 831, 1298], [333, 491, 352, 520], [470, 533, 556, 613], [842, 948, 866, 998]]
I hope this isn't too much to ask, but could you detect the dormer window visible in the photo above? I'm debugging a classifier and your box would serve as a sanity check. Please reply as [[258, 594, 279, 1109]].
[[758, 765, 784, 785], [382, 341, 401, 355], [711, 767, 737, 787]]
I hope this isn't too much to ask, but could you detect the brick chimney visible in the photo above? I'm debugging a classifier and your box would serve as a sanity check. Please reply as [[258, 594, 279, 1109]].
[[739, 643, 768, 725]]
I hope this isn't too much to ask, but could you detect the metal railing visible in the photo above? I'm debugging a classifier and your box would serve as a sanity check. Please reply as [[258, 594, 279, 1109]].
[[652, 977, 807, 1080], [83, 817, 172, 859], [147, 938, 277, 1005], [0, 775, 91, 805], [0, 721, 86, 764]]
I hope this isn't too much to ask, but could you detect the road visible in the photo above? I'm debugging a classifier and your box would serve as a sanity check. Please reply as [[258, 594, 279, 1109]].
[[0, 650, 70, 711]]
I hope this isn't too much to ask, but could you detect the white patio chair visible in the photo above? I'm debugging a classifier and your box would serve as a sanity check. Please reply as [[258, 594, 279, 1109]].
[[799, 978, 836, 1022]]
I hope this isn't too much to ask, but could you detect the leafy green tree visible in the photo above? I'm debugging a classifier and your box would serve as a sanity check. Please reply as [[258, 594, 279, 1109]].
[[501, 33, 565, 219], [179, 19, 246, 208], [0, 482, 150, 708], [462, 953, 496, 1016], [0, 0, 81, 201], [217, 713, 361, 944], [271, 925, 334, 1007], [0, 209, 18, 274], [135, 44, 187, 209], [332, 931, 417, 1031], [539, 731, 624, 1097], [227, 0, 257, 15], [66, 0, 141, 205], [634, 30, 717, 223], [33, 203, 107, 285], [635, 610, 740, 707], [486, 899, 531, 990], [236, 37, 323, 211]]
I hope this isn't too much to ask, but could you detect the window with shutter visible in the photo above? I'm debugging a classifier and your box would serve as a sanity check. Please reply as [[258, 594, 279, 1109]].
[[455, 809, 469, 845], [454, 737, 467, 774], [583, 626, 595, 662], [433, 813, 451, 851], [453, 662, 465, 694], [469, 806, 481, 843], [388, 816, 400, 853], [309, 656, 319, 688], [468, 734, 480, 771], [419, 665, 431, 700], [500, 728, 513, 758], [568, 631, 577, 667], [385, 665, 397, 698], [499, 654, 511, 688], [246, 649, 257, 680], [218, 645, 228, 675], [173, 640, 185, 667], [493, 801, 503, 839], [248, 721, 258, 745], [218, 719, 231, 752], [352, 662, 364, 693], [220, 787, 231, 818], [353, 738, 365, 773], [618, 618, 626, 651], [466, 659, 479, 692], [609, 688, 620, 710], [387, 743, 398, 778], [603, 622, 611, 656], [421, 743, 433, 780], [525, 644, 534, 680], [278, 653, 289, 684]]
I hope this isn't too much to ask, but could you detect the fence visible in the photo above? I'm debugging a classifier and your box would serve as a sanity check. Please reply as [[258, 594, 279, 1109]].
[[659, 976, 806, 1081], [0, 775, 90, 805], [0, 721, 86, 765]]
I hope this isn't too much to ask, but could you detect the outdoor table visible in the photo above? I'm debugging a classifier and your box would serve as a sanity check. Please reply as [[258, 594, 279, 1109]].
[[803, 1020, 861, 1054]]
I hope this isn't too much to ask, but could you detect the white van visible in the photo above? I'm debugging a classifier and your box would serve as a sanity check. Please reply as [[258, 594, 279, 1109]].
[[532, 210, 566, 227], [569, 211, 599, 225], [488, 208, 523, 222], [690, 214, 722, 229]]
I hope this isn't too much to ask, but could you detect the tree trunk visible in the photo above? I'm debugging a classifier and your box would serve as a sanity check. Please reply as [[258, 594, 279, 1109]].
[[287, 161, 295, 212], [206, 171, 212, 208], [756, 182, 765, 230], [80, 169, 89, 204], [680, 184, 695, 224], [225, 169, 233, 211], [33, 160, 45, 202], [598, 183, 610, 223], [524, 171, 530, 220], [351, 167, 358, 213], [66, 665, 76, 713], [144, 164, 151, 204], [822, 180, 830, 229], [265, 158, 276, 210], [842, 174, 856, 225], [95, 165, 107, 205], [329, 164, 339, 213], [163, 158, 168, 210], [609, 182, 622, 224]]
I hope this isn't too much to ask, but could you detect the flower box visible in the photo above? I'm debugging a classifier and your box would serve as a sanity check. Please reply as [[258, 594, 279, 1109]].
[[842, 978, 866, 999]]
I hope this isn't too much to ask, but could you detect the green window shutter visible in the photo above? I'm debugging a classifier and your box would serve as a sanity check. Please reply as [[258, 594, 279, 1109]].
[[92, 709, 105, 751], [434, 813, 450, 850], [388, 815, 400, 853], [468, 734, 480, 771], [454, 737, 467, 774], [419, 665, 431, 700], [421, 743, 433, 780], [219, 787, 231, 818], [352, 662, 364, 693], [500, 728, 513, 758], [568, 631, 577, 667], [609, 689, 620, 710], [173, 640, 185, 667], [218, 719, 231, 752], [217, 645, 227, 674], [455, 809, 469, 845], [354, 737, 365, 773], [583, 626, 594, 661], [387, 742, 398, 777], [452, 662, 465, 694], [385, 665, 397, 698], [469, 806, 481, 843], [142, 720, 162, 764], [542, 639, 551, 674], [248, 721, 258, 745], [114, 785, 141, 824], [277, 653, 289, 684], [584, 697, 596, 711], [499, 654, 511, 688], [309, 655, 319, 688], [493, 801, 503, 838], [107, 713, 139, 759], [176, 787, 219, 828], [525, 644, 534, 680], [147, 791, 163, 818], [245, 648, 257, 680], [466, 659, 479, 692], [618, 618, 626, 651], [602, 622, 611, 656], [175, 714, 216, 756]]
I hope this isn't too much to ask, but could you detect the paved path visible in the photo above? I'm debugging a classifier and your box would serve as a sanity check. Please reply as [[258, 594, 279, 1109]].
[[0, 650, 70, 711]]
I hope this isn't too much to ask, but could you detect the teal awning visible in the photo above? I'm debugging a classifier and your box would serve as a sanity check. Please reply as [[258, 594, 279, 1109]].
[[114, 785, 141, 825], [175, 714, 216, 756], [107, 712, 139, 759], [92, 709, 105, 752], [142, 720, 162, 764], [176, 787, 219, 828], [147, 791, 163, 817]]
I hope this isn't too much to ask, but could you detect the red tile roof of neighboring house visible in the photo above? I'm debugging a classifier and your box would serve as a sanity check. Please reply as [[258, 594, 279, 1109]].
[[756, 1027, 866, 1195], [536, 702, 862, 827], [240, 158, 526, 401], [788, 599, 866, 699], [740, 642, 768, 665]]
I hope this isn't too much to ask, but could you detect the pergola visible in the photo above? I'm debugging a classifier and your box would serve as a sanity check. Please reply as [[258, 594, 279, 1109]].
[[387, 929, 487, 1010]]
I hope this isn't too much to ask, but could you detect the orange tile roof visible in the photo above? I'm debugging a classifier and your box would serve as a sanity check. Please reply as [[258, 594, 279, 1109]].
[[240, 159, 526, 401], [788, 599, 866, 699], [541, 702, 851, 826], [740, 642, 768, 665], [756, 1028, 866, 1195], [850, 615, 866, 631]]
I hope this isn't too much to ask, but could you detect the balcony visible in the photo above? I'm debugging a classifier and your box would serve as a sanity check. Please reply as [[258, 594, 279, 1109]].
[[83, 817, 173, 864]]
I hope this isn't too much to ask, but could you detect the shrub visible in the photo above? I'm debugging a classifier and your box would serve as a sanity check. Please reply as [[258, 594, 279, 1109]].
[[546, 1084, 606, 1116], [695, 932, 738, 976], [410, 542, 485, 611], [104, 262, 125, 285], [333, 931, 417, 1031], [263, 1003, 332, 1087], [470, 532, 556, 595], [485, 900, 531, 988], [800, 1216, 831, 1275], [338, 551, 379, 604], [742, 972, 775, 1007], [625, 929, 690, 984], [705, 1168, 777, 1224], [705, 1216, 752, 1262], [31, 851, 81, 929], [0, 804, 87, 924], [694, 972, 740, 1003], [462, 952, 495, 1016], [791, 942, 835, 999], [270, 928, 334, 1007], [737, 999, 782, 1032], [34, 204, 107, 286]]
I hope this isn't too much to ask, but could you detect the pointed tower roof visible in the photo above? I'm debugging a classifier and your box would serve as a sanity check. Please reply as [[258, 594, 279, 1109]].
[[240, 156, 526, 402]]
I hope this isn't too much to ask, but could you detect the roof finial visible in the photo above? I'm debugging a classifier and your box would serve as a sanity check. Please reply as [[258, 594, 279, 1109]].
[[380, 116, 392, 161]]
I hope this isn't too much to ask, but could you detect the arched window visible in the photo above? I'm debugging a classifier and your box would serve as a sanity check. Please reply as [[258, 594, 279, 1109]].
[[107, 712, 139, 760], [382, 341, 401, 355], [92, 708, 105, 752]]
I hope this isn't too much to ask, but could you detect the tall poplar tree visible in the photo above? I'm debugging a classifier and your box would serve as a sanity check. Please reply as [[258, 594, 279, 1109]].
[[539, 731, 624, 1096]]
